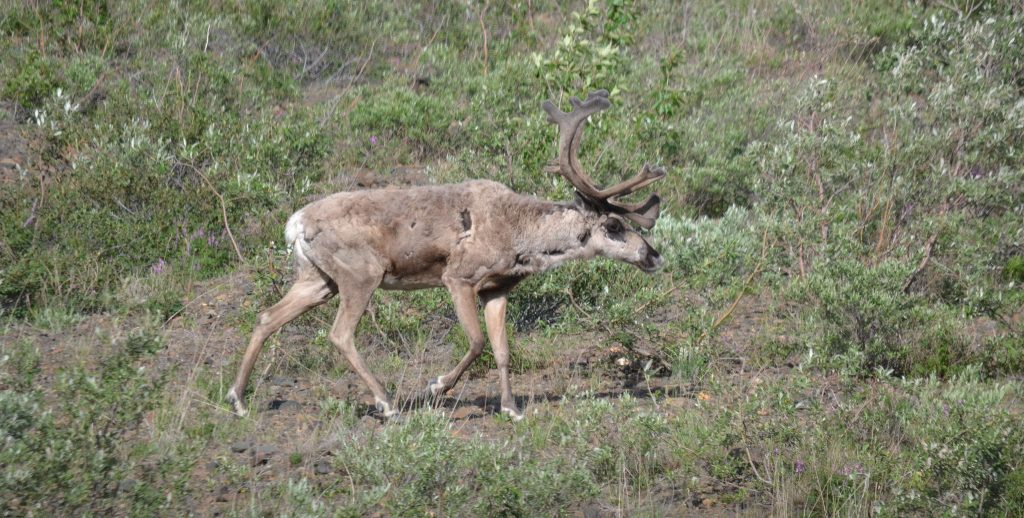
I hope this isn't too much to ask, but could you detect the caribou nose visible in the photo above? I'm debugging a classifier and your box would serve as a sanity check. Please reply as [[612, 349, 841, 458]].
[[639, 246, 664, 273], [650, 250, 664, 269]]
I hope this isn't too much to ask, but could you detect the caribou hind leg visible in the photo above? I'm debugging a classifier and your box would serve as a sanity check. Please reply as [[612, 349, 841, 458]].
[[326, 274, 397, 416], [227, 267, 336, 416]]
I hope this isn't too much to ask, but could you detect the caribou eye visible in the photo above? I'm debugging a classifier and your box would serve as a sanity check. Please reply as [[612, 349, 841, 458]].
[[603, 218, 624, 234]]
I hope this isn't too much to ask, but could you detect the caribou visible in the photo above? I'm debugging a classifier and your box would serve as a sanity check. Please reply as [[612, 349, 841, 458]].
[[227, 90, 667, 420]]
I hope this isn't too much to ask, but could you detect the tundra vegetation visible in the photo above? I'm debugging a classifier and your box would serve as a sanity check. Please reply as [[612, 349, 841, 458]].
[[1, 0, 1023, 515]]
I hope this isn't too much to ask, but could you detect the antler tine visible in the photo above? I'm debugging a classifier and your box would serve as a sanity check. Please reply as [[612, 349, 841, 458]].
[[542, 90, 611, 200], [591, 163, 667, 200], [543, 91, 668, 229], [609, 193, 661, 229]]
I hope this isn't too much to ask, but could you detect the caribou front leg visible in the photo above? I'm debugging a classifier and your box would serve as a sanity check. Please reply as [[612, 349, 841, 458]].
[[483, 292, 522, 420], [425, 280, 486, 401]]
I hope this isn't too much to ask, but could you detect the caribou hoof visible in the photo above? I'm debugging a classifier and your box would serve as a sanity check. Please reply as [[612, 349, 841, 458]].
[[425, 376, 447, 398], [374, 398, 399, 419], [501, 407, 524, 421], [226, 388, 247, 417]]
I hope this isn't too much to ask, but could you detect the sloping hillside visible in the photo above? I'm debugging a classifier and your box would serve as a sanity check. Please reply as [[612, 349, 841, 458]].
[[2, 1, 1022, 515]]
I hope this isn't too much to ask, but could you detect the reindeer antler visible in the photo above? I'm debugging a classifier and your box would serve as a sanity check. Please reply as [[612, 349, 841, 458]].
[[542, 90, 666, 229]]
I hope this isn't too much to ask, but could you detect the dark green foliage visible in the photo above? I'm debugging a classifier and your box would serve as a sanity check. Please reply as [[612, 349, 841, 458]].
[[678, 164, 753, 218], [1004, 256, 1024, 284], [535, 0, 639, 93], [1, 50, 62, 109], [849, 370, 1024, 514], [349, 85, 464, 157]]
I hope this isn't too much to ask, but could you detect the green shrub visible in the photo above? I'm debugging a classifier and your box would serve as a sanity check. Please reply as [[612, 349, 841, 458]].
[[792, 245, 1006, 378], [654, 208, 764, 286], [1, 49, 62, 109], [349, 84, 463, 158], [534, 0, 638, 93], [1004, 256, 1024, 284], [869, 370, 1022, 514], [328, 411, 597, 516], [0, 329, 191, 515], [678, 164, 753, 218], [0, 95, 328, 314]]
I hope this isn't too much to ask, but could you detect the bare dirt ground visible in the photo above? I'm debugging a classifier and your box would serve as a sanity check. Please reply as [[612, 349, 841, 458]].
[[2, 268, 795, 516], [162, 273, 698, 516]]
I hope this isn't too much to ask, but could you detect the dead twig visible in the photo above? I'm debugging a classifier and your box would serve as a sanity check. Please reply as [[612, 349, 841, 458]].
[[741, 418, 774, 487], [902, 203, 948, 294], [633, 278, 682, 315], [176, 160, 245, 264], [565, 287, 600, 330], [409, 15, 445, 77], [477, 1, 490, 76], [698, 228, 772, 344], [902, 231, 939, 294], [808, 154, 830, 244]]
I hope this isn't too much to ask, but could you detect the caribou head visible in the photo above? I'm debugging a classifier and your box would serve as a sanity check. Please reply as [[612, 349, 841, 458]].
[[543, 89, 666, 273]]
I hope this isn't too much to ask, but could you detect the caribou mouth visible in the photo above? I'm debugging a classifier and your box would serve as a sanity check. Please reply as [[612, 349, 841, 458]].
[[637, 252, 664, 273]]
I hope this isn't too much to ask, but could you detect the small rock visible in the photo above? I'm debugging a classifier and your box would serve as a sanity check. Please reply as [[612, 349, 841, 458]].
[[254, 444, 278, 455], [270, 376, 297, 387], [450, 405, 483, 420], [251, 444, 278, 466], [313, 460, 333, 475], [231, 441, 251, 453], [267, 399, 301, 411], [117, 479, 137, 493]]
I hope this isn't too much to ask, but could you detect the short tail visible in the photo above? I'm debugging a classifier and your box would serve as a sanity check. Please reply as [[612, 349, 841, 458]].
[[284, 209, 309, 262]]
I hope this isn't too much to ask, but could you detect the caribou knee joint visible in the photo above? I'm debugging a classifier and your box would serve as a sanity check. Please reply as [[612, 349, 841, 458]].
[[469, 338, 485, 356]]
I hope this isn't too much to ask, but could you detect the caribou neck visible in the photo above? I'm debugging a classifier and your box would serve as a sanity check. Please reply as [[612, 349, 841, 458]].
[[510, 202, 594, 275]]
